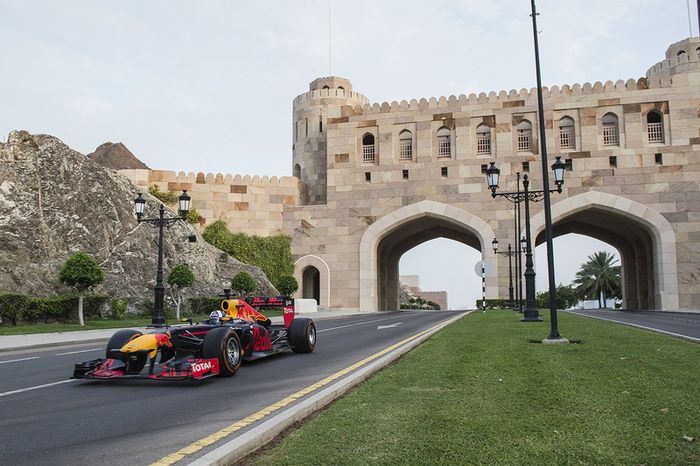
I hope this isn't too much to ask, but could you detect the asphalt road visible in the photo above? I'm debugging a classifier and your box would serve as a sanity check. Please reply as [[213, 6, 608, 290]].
[[0, 311, 464, 466], [565, 309, 700, 342]]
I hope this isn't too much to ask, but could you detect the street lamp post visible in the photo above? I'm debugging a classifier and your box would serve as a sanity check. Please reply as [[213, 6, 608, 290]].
[[485, 157, 565, 322], [530, 0, 567, 340], [514, 173, 524, 313], [134, 190, 191, 327], [491, 239, 516, 309]]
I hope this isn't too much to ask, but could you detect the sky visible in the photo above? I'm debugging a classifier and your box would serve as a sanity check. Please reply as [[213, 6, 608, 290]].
[[0, 0, 694, 308]]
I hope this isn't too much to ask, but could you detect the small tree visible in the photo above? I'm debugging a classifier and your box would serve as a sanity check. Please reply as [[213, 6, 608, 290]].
[[536, 283, 578, 310], [58, 252, 104, 326], [168, 263, 195, 320], [231, 271, 258, 298], [276, 275, 299, 297]]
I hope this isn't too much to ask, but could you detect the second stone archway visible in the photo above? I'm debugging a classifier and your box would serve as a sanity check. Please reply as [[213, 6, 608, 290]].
[[530, 191, 679, 310], [359, 200, 495, 311]]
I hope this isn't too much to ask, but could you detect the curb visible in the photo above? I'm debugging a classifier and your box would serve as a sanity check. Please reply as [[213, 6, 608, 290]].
[[0, 337, 112, 353], [187, 311, 470, 466]]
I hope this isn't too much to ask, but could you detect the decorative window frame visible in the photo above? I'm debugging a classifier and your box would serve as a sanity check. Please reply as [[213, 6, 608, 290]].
[[510, 114, 537, 155], [432, 122, 455, 160], [393, 123, 417, 163], [357, 127, 379, 165], [596, 106, 625, 149]]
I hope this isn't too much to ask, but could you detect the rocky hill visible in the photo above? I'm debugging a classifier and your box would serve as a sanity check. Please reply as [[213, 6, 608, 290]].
[[0, 131, 275, 303], [87, 141, 149, 170]]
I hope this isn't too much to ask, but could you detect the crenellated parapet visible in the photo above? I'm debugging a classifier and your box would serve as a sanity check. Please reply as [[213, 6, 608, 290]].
[[646, 36, 700, 78], [356, 78, 673, 115], [293, 87, 369, 107]]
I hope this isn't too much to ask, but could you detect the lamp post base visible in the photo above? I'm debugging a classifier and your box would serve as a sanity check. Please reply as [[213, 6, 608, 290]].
[[521, 312, 542, 322], [542, 337, 569, 345]]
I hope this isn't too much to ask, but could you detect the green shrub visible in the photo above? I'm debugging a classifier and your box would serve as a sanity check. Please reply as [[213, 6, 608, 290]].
[[187, 208, 203, 225], [111, 298, 128, 320], [148, 184, 179, 205], [0, 293, 30, 326], [188, 296, 222, 315], [276, 275, 299, 296], [231, 272, 258, 298], [202, 220, 293, 286], [475, 299, 512, 310]]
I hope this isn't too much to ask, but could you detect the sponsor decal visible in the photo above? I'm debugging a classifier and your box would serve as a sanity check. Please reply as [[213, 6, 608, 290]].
[[191, 358, 220, 379]]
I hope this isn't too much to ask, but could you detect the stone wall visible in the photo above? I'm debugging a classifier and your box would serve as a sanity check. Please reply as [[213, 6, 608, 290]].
[[119, 169, 300, 236]]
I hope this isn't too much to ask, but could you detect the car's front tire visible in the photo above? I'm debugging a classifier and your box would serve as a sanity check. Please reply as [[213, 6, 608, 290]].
[[202, 327, 242, 377], [106, 329, 146, 375], [288, 318, 316, 353]]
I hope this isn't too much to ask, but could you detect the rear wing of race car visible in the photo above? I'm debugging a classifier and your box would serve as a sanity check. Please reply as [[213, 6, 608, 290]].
[[250, 296, 295, 327]]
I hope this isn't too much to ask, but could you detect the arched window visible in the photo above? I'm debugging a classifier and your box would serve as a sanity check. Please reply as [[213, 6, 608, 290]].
[[516, 120, 532, 152], [602, 113, 619, 146], [293, 163, 301, 178], [337, 86, 345, 95], [322, 85, 330, 90], [476, 124, 491, 155], [646, 111, 664, 143], [437, 127, 451, 158], [677, 50, 687, 57], [697, 47, 700, 57], [362, 133, 376, 163], [399, 130, 413, 160], [558, 117, 575, 149]]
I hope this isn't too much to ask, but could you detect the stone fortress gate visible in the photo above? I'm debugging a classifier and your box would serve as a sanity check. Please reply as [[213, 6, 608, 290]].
[[122, 38, 700, 312]]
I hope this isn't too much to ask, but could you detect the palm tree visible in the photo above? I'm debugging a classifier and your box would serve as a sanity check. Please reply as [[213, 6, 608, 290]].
[[573, 251, 622, 308]]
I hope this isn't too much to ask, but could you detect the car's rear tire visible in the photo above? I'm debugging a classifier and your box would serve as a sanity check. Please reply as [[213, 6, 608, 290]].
[[202, 327, 242, 377], [288, 318, 316, 353], [106, 329, 146, 375]]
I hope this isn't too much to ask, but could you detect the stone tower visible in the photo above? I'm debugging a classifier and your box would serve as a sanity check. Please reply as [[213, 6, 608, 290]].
[[292, 77, 368, 204]]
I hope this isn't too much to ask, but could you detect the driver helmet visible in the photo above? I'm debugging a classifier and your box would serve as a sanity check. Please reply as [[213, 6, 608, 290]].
[[209, 310, 225, 324]]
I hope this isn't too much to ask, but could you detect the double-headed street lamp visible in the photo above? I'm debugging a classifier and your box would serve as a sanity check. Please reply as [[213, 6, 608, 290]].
[[485, 157, 565, 324], [491, 239, 517, 309], [134, 190, 191, 326]]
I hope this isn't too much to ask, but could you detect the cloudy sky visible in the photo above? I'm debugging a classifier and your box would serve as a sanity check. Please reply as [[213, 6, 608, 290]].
[[1, 0, 694, 308]]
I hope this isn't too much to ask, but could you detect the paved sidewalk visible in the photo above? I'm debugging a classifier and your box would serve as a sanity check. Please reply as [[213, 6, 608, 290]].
[[0, 308, 377, 353]]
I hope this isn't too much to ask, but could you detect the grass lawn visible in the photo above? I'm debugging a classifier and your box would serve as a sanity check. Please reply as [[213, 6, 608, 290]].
[[0, 309, 284, 335], [254, 310, 699, 465]]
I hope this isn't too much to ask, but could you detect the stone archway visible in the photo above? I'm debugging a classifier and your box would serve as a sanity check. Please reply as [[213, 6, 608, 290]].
[[530, 191, 678, 310], [359, 200, 496, 311], [294, 254, 330, 308]]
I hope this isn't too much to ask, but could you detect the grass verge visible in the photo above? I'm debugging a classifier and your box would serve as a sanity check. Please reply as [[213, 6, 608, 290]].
[[254, 311, 699, 465]]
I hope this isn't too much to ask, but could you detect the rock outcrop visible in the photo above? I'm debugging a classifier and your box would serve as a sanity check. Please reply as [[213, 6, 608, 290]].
[[0, 131, 275, 303], [87, 142, 149, 170]]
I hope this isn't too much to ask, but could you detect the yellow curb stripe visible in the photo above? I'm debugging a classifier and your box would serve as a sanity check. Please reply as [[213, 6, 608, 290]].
[[151, 320, 447, 466]]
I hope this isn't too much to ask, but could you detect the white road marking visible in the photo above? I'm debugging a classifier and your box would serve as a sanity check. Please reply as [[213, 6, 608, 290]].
[[0, 379, 76, 398], [318, 315, 410, 333], [377, 322, 403, 330], [55, 348, 101, 356], [0, 357, 40, 364], [566, 311, 700, 343]]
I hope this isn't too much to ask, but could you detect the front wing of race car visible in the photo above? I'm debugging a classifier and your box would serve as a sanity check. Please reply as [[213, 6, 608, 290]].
[[72, 356, 220, 381]]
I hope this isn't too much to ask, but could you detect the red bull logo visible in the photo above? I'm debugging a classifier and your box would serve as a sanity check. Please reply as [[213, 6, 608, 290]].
[[154, 333, 172, 347]]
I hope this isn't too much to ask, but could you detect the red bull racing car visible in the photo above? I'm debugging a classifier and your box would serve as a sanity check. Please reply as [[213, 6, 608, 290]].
[[72, 296, 316, 381]]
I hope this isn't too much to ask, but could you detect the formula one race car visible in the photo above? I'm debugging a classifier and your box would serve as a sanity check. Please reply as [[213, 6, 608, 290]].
[[72, 296, 316, 381]]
